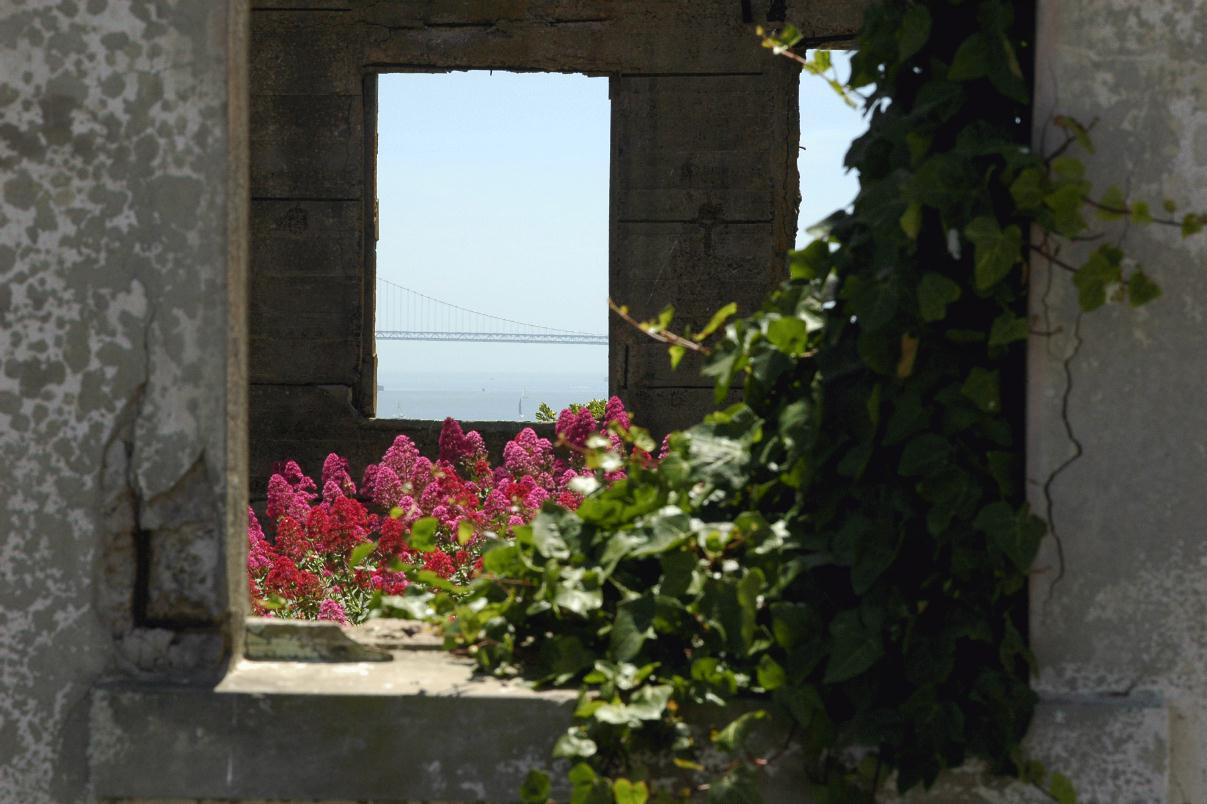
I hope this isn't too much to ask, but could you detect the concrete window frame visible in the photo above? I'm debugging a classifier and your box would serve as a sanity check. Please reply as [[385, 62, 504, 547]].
[[244, 0, 857, 500]]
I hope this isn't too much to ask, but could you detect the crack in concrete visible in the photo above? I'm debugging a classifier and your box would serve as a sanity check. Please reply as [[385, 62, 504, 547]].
[[1037, 240, 1084, 606]]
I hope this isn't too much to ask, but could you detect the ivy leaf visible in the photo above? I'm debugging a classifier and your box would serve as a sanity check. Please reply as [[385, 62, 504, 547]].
[[565, 768, 614, 804], [1182, 212, 1204, 237], [961, 367, 1001, 413], [696, 302, 739, 340], [917, 273, 961, 322], [1053, 115, 1095, 154], [852, 522, 903, 594], [975, 502, 1046, 573], [1049, 772, 1078, 804], [610, 595, 656, 662], [520, 769, 551, 804], [1127, 270, 1161, 307], [949, 32, 990, 80], [711, 709, 768, 752], [1009, 168, 1045, 209], [789, 239, 831, 280], [612, 779, 649, 804], [553, 727, 597, 760], [409, 517, 439, 553], [766, 316, 810, 355], [1073, 245, 1123, 311], [482, 543, 526, 576], [897, 4, 932, 60], [1096, 185, 1126, 220], [900, 201, 923, 240], [824, 609, 883, 683], [896, 334, 919, 379], [964, 217, 1022, 291], [627, 684, 673, 720], [668, 344, 686, 370], [756, 654, 787, 690], [988, 312, 1030, 346], [899, 433, 950, 477], [707, 768, 762, 804], [1044, 183, 1088, 235]]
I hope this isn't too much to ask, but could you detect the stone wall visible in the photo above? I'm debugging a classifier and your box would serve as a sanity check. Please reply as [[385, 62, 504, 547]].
[[0, 1, 247, 800], [1025, 1, 1207, 800]]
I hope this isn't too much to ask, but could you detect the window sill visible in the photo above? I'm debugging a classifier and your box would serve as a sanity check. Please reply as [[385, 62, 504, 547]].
[[90, 620, 575, 801]]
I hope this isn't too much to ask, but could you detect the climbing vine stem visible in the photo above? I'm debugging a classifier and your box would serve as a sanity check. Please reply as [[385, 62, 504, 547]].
[[374, 1, 1205, 801]]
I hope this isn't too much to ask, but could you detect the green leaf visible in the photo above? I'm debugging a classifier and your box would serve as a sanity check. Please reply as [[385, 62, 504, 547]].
[[756, 654, 787, 690], [697, 301, 739, 340], [961, 367, 1001, 413], [899, 433, 951, 477], [553, 727, 598, 759], [520, 769, 551, 803], [988, 312, 1029, 346], [788, 239, 831, 281], [555, 584, 603, 616], [482, 543, 526, 576], [569, 762, 612, 804], [897, 4, 931, 60], [1073, 245, 1123, 311], [409, 517, 439, 553], [1009, 168, 1045, 209], [824, 609, 883, 683], [1182, 212, 1203, 237], [1050, 772, 1078, 804], [627, 684, 673, 720], [347, 540, 376, 569], [531, 510, 573, 559], [766, 316, 810, 355], [711, 709, 768, 752], [1044, 182, 1088, 235], [852, 524, 902, 594], [1131, 200, 1152, 224], [612, 778, 649, 804], [707, 768, 762, 804], [917, 273, 961, 322], [975, 502, 1046, 573], [1096, 185, 1126, 220], [964, 217, 1023, 291], [899, 202, 923, 240], [610, 596, 656, 662], [668, 343, 686, 370], [1053, 115, 1095, 154], [1127, 270, 1161, 307], [949, 32, 990, 80]]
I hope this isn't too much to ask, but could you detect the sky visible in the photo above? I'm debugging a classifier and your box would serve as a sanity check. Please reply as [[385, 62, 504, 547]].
[[374, 54, 866, 388]]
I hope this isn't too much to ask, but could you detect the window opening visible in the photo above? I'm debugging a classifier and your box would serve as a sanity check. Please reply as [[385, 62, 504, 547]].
[[374, 71, 609, 422], [797, 51, 868, 247]]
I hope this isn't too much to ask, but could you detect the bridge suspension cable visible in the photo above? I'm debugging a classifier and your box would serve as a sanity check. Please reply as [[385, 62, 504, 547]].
[[375, 277, 608, 345]]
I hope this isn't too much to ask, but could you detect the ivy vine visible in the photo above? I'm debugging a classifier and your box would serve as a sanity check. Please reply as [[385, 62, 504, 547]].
[[375, 0, 1205, 800]]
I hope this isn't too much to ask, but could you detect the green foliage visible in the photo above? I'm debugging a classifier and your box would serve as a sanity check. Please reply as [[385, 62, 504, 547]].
[[537, 399, 609, 423], [373, 0, 1206, 799]]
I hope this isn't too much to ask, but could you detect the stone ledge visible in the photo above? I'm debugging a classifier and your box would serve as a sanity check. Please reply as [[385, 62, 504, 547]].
[[91, 629, 1168, 803], [90, 646, 576, 802]]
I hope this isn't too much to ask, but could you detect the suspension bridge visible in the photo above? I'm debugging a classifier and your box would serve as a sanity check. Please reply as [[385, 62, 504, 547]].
[[375, 277, 608, 345]]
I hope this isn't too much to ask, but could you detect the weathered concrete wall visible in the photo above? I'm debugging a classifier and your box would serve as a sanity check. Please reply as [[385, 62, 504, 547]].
[[1027, 0, 1207, 800], [0, 1, 247, 800]]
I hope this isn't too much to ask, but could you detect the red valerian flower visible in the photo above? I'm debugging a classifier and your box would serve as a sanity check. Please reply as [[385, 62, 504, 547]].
[[423, 549, 456, 579], [264, 555, 321, 599]]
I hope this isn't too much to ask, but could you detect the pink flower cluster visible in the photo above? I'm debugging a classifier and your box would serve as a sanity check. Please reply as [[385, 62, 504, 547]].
[[247, 397, 646, 624]]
